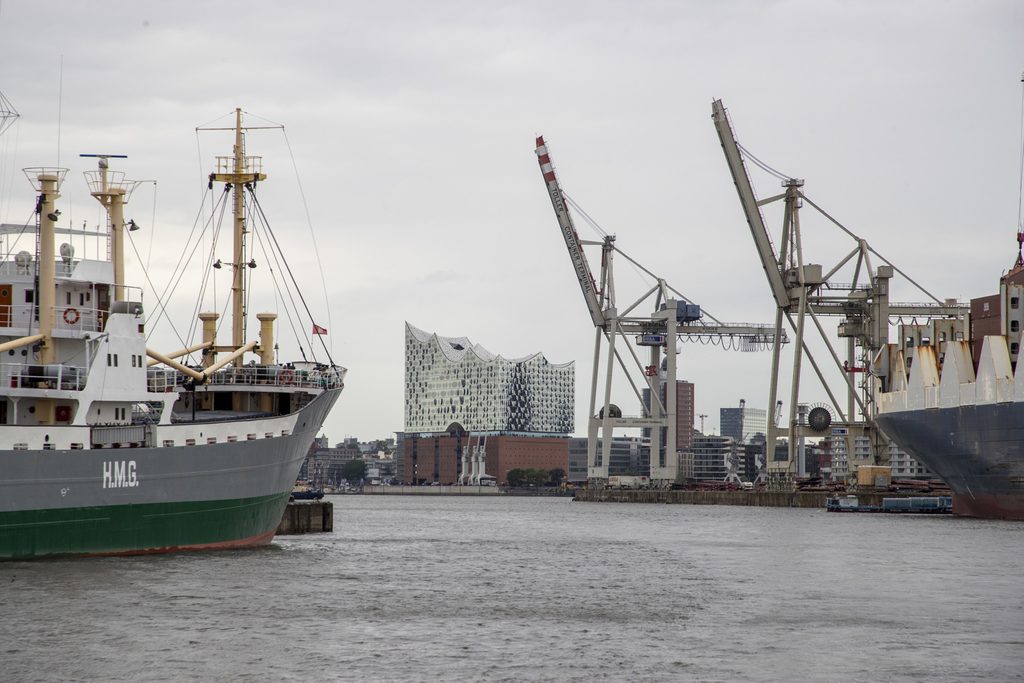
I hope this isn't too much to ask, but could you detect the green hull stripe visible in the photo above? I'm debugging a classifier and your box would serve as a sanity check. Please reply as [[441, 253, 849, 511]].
[[0, 492, 290, 559]]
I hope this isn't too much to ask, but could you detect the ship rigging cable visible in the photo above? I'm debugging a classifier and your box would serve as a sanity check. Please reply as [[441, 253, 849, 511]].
[[247, 187, 335, 367], [247, 196, 307, 364], [281, 126, 333, 355], [1017, 72, 1024, 232], [139, 184, 228, 352], [250, 223, 304, 364]]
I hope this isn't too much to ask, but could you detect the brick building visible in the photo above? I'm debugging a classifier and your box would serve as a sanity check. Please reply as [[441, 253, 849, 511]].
[[399, 431, 568, 485], [401, 323, 573, 485]]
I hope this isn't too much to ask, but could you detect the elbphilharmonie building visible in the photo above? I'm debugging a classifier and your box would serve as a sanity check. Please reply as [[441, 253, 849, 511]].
[[404, 322, 574, 435]]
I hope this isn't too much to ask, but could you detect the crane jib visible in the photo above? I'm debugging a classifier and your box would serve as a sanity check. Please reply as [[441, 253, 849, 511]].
[[548, 187, 596, 296], [536, 136, 605, 328]]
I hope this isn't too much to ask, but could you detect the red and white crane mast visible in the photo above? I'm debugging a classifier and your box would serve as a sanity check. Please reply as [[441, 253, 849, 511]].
[[535, 136, 608, 329]]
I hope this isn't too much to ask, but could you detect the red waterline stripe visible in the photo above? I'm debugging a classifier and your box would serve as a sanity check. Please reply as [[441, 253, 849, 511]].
[[80, 529, 278, 558]]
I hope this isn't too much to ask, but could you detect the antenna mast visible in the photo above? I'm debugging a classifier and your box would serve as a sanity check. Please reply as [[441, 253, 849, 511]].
[[209, 108, 266, 355]]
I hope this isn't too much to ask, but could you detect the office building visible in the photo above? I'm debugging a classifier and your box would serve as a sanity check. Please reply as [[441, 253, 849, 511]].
[[720, 399, 768, 444]]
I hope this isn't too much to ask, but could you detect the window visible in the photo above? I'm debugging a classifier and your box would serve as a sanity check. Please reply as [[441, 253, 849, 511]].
[[1013, 297, 1020, 309], [24, 290, 33, 303], [1012, 320, 1020, 332]]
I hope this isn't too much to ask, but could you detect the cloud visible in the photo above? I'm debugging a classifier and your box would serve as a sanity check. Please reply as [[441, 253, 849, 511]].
[[0, 0, 1021, 440]]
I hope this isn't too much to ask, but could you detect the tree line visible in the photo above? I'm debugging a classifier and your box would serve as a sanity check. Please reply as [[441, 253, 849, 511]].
[[505, 468, 566, 487]]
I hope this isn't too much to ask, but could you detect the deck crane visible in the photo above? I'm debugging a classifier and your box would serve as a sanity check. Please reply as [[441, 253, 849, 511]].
[[536, 136, 785, 486], [711, 99, 968, 484]]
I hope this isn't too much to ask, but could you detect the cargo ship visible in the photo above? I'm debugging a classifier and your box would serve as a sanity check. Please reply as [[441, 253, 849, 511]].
[[0, 109, 345, 558], [875, 263, 1024, 520]]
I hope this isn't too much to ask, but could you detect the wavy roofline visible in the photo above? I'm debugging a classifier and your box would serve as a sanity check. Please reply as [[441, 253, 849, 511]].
[[405, 321, 574, 368]]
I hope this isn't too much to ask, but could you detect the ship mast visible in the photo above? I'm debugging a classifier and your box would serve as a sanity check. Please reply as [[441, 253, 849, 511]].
[[209, 108, 266, 355]]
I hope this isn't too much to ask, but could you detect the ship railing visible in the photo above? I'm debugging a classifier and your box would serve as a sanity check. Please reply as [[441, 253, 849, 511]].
[[214, 155, 263, 176], [131, 401, 164, 424], [0, 303, 143, 333], [171, 363, 345, 390], [51, 304, 109, 333], [0, 259, 131, 279], [0, 303, 103, 333], [2, 362, 87, 390], [147, 367, 178, 393], [83, 169, 138, 197]]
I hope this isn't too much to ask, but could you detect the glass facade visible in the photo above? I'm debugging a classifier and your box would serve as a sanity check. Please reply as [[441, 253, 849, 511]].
[[404, 323, 574, 434], [720, 405, 767, 444]]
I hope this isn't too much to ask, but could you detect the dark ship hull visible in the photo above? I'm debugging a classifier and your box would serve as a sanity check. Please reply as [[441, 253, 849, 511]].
[[876, 403, 1024, 520]]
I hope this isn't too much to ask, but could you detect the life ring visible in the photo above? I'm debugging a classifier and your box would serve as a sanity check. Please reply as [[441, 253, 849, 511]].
[[279, 369, 295, 385], [63, 308, 80, 325]]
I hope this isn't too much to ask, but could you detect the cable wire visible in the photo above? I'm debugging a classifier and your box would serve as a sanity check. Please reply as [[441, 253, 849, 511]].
[[737, 142, 793, 181]]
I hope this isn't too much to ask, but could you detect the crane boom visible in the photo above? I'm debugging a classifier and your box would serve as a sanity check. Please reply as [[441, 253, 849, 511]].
[[711, 100, 791, 308], [535, 136, 606, 328]]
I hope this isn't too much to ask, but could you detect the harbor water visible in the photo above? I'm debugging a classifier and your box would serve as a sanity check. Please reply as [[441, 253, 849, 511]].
[[2, 496, 1022, 681]]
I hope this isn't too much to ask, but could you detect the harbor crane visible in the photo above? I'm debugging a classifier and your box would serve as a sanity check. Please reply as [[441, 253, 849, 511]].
[[535, 136, 784, 486], [711, 99, 968, 484]]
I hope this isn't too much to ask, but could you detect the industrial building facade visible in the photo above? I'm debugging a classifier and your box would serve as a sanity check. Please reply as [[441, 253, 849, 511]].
[[405, 322, 574, 434], [568, 436, 650, 483]]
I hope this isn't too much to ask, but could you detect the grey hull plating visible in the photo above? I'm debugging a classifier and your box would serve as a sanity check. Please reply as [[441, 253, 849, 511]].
[[0, 390, 340, 514], [875, 403, 1024, 519]]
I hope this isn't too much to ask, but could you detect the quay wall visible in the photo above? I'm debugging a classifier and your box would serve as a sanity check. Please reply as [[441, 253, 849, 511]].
[[277, 501, 333, 534], [574, 490, 899, 508], [362, 485, 502, 496]]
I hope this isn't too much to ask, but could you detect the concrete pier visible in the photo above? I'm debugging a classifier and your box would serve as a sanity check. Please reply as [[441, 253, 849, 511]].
[[574, 489, 902, 508], [277, 500, 333, 534]]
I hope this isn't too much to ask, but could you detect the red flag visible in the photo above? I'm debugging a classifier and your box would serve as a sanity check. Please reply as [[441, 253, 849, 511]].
[[312, 323, 327, 335]]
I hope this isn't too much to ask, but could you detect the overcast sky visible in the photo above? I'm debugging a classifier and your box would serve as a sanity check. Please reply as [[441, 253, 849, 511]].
[[0, 1, 1022, 442]]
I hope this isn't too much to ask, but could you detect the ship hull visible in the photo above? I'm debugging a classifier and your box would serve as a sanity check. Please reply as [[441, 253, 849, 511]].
[[876, 403, 1024, 520], [0, 389, 340, 559]]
